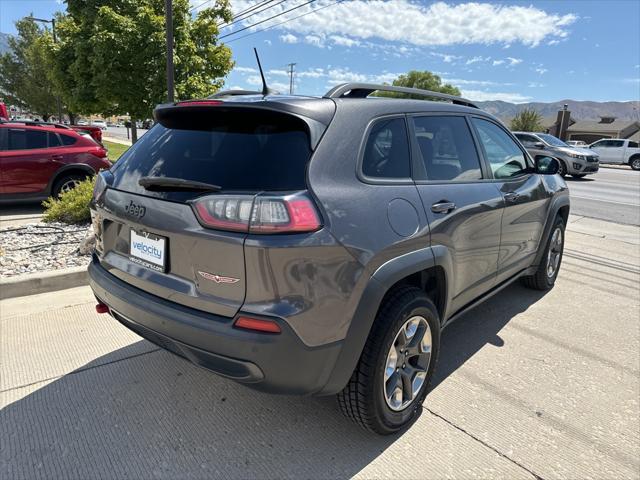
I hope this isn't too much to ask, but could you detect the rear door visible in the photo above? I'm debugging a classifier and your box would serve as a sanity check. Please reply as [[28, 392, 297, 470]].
[[409, 114, 504, 315], [94, 107, 317, 318], [470, 117, 549, 283], [0, 128, 60, 193]]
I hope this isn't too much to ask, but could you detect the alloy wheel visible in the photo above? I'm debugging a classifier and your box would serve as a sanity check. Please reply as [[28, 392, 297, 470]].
[[383, 316, 432, 411], [546, 227, 563, 278], [59, 179, 80, 195]]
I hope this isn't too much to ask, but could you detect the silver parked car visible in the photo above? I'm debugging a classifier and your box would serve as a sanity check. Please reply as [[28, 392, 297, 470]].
[[513, 132, 599, 178]]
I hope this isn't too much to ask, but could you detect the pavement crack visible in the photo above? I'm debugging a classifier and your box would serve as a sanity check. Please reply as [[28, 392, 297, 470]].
[[1, 347, 162, 394], [425, 407, 546, 480]]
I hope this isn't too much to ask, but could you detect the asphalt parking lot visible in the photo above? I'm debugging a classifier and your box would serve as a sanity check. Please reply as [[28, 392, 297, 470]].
[[1, 215, 638, 479]]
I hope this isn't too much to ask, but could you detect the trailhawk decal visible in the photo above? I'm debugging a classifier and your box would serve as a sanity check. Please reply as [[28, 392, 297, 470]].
[[197, 271, 240, 284]]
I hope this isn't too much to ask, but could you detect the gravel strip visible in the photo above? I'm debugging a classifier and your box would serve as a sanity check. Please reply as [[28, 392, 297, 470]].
[[0, 222, 92, 278]]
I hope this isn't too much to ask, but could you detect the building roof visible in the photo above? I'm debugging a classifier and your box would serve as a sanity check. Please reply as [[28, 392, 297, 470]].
[[567, 119, 639, 133]]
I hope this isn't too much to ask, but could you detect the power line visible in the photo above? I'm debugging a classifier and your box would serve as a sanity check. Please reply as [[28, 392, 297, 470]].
[[219, 0, 316, 40], [189, 0, 213, 13], [218, 0, 283, 28], [223, 0, 344, 44]]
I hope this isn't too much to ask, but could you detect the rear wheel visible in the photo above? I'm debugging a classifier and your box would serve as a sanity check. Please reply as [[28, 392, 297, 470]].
[[630, 156, 640, 171], [52, 173, 86, 198], [522, 216, 565, 290], [337, 287, 440, 435]]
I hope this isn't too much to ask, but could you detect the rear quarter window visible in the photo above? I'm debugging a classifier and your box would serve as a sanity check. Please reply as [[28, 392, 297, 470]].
[[361, 117, 411, 179]]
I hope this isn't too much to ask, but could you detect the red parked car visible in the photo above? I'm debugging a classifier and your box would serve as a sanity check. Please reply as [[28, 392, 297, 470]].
[[0, 121, 111, 202]]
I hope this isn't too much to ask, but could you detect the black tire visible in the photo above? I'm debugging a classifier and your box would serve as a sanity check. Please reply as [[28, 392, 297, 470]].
[[521, 216, 565, 290], [629, 156, 640, 171], [52, 173, 86, 198], [571, 174, 587, 179], [557, 159, 567, 177], [337, 286, 441, 435]]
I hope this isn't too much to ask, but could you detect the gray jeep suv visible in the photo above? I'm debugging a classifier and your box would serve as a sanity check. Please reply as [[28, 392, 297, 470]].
[[88, 83, 569, 434]]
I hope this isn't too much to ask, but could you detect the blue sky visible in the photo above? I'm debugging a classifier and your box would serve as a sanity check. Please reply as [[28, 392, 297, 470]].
[[2, 0, 639, 103]]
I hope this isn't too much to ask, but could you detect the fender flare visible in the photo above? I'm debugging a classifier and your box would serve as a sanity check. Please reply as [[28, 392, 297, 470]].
[[317, 246, 453, 395], [532, 193, 570, 267]]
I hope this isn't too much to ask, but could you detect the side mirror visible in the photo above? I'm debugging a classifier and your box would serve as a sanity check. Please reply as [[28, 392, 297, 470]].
[[536, 156, 559, 175], [533, 142, 545, 149]]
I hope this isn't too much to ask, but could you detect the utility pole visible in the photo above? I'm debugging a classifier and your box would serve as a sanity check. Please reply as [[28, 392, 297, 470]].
[[27, 16, 62, 122], [165, 0, 175, 102], [287, 63, 296, 95]]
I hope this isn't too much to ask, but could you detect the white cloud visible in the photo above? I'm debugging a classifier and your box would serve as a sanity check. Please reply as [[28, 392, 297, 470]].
[[279, 33, 298, 44], [466, 56, 491, 65], [547, 39, 560, 46], [230, 0, 577, 47], [506, 57, 522, 66], [535, 68, 548, 75], [528, 82, 546, 88], [431, 52, 461, 63], [235, 66, 257, 74], [264, 39, 272, 46], [492, 60, 505, 66], [462, 89, 532, 103], [330, 35, 361, 47], [304, 35, 324, 47], [268, 69, 289, 77]]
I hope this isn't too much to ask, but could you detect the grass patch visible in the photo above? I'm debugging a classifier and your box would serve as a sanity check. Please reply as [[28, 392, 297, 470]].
[[103, 140, 129, 163]]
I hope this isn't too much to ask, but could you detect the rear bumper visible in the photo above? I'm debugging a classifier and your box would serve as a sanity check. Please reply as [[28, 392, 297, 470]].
[[88, 257, 343, 395]]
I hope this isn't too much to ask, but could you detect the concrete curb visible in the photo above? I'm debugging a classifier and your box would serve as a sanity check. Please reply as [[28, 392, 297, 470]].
[[0, 266, 89, 300]]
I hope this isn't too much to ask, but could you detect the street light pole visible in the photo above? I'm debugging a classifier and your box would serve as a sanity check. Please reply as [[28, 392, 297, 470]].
[[26, 16, 63, 123], [165, 0, 175, 103]]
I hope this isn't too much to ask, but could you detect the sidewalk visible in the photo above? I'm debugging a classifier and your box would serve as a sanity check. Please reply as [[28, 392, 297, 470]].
[[2, 216, 639, 479]]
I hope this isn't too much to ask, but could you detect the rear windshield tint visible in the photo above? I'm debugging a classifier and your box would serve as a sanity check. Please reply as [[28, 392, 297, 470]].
[[111, 110, 312, 201]]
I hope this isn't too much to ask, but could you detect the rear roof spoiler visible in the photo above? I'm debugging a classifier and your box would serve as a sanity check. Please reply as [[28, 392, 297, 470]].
[[323, 82, 478, 109]]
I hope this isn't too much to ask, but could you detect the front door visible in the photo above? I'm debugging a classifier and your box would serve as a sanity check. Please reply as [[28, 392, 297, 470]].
[[470, 117, 550, 283], [409, 114, 504, 316], [591, 139, 624, 164]]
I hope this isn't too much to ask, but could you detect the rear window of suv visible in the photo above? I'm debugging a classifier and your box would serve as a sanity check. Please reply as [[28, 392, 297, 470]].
[[111, 109, 312, 200]]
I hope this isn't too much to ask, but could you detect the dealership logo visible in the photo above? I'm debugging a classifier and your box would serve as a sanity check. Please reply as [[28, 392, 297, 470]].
[[124, 200, 146, 218], [198, 271, 240, 284]]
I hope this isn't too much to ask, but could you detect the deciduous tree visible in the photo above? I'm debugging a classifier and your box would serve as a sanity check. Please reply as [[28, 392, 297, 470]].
[[510, 108, 544, 132], [378, 70, 461, 99]]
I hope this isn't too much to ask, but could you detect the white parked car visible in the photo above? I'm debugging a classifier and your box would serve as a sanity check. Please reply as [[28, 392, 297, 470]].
[[589, 139, 640, 170], [91, 120, 108, 130], [567, 140, 588, 148]]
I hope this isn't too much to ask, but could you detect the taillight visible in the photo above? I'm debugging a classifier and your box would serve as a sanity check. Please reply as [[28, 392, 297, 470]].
[[191, 191, 321, 234]]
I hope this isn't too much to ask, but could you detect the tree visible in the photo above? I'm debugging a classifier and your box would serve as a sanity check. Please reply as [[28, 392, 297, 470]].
[[54, 0, 234, 142], [0, 19, 58, 120], [377, 70, 461, 99], [510, 108, 544, 132]]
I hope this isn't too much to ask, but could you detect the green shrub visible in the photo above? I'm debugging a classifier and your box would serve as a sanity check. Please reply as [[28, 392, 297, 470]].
[[43, 177, 95, 224]]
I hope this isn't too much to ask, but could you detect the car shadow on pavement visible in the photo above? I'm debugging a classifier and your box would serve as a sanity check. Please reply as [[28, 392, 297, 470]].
[[1, 284, 547, 479], [431, 283, 548, 390]]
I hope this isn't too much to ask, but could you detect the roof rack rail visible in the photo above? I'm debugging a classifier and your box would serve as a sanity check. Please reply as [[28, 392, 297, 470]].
[[208, 89, 264, 98], [323, 83, 478, 109]]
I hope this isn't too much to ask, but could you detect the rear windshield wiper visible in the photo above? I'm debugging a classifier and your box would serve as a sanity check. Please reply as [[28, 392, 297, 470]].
[[138, 176, 222, 192]]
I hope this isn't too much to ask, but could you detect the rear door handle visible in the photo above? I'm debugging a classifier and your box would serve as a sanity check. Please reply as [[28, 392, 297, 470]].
[[504, 192, 520, 203], [51, 155, 64, 161], [431, 201, 456, 214]]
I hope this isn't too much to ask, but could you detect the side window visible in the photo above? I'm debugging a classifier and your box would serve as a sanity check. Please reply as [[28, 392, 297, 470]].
[[472, 118, 530, 179], [48, 132, 62, 147], [610, 140, 625, 148], [8, 129, 27, 150], [593, 140, 609, 148], [60, 134, 77, 146], [25, 130, 48, 149], [629, 141, 639, 148], [362, 117, 411, 179], [515, 134, 537, 145], [412, 116, 482, 181]]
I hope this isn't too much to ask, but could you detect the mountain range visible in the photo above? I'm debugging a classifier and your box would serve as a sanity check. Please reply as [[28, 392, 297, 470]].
[[475, 100, 640, 122]]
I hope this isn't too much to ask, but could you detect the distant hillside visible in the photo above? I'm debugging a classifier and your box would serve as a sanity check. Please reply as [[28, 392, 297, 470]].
[[0, 32, 12, 55], [476, 100, 640, 121]]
